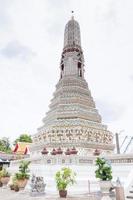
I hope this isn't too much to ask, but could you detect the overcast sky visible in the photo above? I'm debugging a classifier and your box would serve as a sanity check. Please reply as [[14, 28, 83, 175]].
[[0, 0, 133, 143]]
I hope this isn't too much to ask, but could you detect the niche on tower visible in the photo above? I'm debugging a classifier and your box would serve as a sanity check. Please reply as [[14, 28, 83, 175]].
[[78, 61, 82, 77], [60, 63, 64, 79]]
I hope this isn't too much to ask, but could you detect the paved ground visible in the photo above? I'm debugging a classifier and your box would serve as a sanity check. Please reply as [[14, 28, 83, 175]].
[[0, 187, 116, 200], [0, 187, 101, 200]]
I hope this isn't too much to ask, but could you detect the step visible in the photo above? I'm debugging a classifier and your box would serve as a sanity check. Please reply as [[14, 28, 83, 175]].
[[126, 196, 133, 199]]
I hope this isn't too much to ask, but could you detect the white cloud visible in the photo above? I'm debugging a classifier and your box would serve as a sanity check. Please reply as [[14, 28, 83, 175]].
[[96, 99, 126, 123], [0, 0, 133, 143], [0, 40, 36, 61]]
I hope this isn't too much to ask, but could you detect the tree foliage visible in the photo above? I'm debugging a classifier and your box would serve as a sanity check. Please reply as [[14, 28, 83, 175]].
[[14, 134, 32, 145], [0, 137, 11, 153]]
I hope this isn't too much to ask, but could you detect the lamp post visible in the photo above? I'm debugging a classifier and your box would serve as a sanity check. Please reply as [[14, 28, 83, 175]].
[[115, 130, 124, 154]]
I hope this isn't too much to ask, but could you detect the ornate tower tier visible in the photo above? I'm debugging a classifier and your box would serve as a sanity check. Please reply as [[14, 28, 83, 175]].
[[31, 15, 114, 156]]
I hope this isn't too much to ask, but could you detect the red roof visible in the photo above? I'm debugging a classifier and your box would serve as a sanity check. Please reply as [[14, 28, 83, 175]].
[[13, 142, 30, 155]]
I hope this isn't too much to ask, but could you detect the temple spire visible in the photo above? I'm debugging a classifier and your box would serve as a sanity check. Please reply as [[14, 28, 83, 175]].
[[64, 14, 81, 48], [71, 10, 74, 20], [60, 16, 84, 78]]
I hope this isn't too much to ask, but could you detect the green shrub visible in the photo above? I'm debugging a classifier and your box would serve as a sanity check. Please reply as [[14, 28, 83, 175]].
[[0, 168, 10, 177], [15, 160, 30, 180], [95, 157, 112, 181]]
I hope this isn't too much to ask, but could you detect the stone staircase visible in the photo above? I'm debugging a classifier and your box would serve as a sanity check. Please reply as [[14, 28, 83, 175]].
[[125, 170, 133, 199], [126, 186, 133, 199], [125, 167, 133, 200]]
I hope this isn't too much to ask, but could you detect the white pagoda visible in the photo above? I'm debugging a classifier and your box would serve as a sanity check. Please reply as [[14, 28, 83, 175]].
[[30, 15, 114, 156]]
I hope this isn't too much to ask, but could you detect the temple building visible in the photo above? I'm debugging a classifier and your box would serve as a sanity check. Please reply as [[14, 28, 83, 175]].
[[30, 15, 115, 157], [13, 142, 30, 155]]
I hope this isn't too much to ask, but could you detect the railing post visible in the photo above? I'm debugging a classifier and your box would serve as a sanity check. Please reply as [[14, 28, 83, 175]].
[[115, 177, 125, 200], [88, 180, 90, 194], [115, 186, 125, 200]]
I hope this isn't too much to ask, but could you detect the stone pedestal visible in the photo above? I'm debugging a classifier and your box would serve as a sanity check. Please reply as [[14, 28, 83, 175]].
[[30, 175, 46, 196], [101, 193, 112, 200]]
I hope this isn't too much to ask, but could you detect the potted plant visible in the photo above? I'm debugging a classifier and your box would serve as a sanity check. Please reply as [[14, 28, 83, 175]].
[[65, 148, 71, 155], [14, 184, 19, 192], [41, 147, 49, 155], [55, 167, 76, 198], [9, 176, 17, 190], [14, 160, 30, 189], [93, 149, 100, 156], [13, 178, 19, 192], [0, 168, 10, 186], [10, 184, 14, 190], [71, 147, 78, 155], [95, 157, 113, 193], [13, 181, 19, 192], [0, 181, 3, 187], [56, 147, 63, 155], [9, 176, 19, 192], [51, 148, 57, 155]]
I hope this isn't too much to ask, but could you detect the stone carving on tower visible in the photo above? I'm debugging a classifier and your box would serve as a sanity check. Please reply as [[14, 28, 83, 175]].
[[31, 14, 115, 156]]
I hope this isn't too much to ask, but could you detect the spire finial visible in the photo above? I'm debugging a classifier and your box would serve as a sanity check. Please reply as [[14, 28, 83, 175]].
[[71, 10, 74, 20]]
